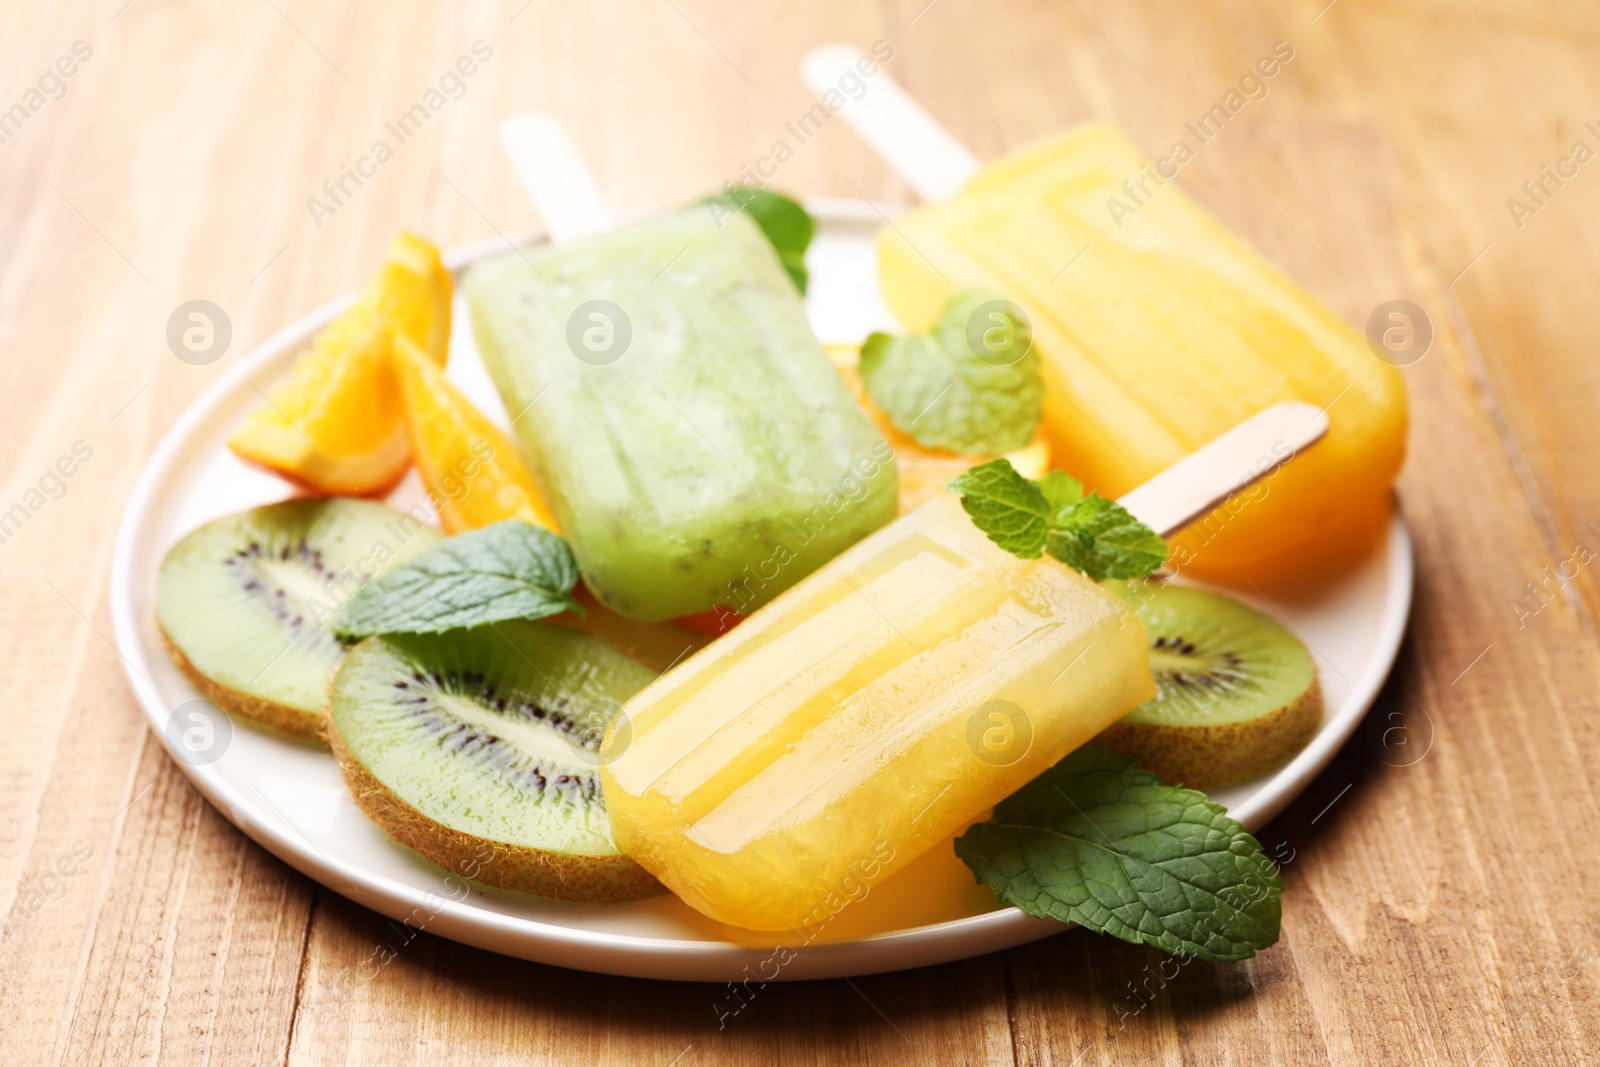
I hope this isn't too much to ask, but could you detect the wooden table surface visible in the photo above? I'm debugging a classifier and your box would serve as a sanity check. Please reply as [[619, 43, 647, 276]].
[[4, 1, 1598, 1063]]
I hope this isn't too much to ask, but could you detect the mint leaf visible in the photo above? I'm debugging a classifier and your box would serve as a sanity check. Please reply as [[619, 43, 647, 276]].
[[1047, 494, 1171, 580], [703, 188, 813, 292], [948, 459, 1167, 578], [333, 521, 582, 638], [956, 747, 1282, 961], [947, 459, 1052, 558], [859, 289, 1042, 455], [931, 289, 1035, 369]]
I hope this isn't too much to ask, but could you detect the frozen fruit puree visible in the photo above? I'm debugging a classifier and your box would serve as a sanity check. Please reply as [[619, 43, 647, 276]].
[[878, 123, 1407, 583], [600, 493, 1155, 932], [467, 206, 897, 622]]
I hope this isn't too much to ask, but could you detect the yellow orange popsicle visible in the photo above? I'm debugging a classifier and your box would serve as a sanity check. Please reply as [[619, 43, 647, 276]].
[[600, 493, 1153, 932], [877, 124, 1407, 583]]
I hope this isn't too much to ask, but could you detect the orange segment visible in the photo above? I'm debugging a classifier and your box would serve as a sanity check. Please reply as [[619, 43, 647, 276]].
[[228, 232, 451, 495], [824, 344, 1050, 513], [365, 232, 452, 361], [233, 325, 407, 494], [391, 334, 559, 535]]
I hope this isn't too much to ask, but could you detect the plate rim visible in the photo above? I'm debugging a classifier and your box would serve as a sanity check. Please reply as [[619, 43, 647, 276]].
[[109, 205, 1413, 981]]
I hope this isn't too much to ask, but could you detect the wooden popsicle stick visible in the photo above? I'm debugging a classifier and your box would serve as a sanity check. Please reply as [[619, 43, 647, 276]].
[[497, 113, 616, 243], [799, 44, 980, 201], [1116, 401, 1329, 538]]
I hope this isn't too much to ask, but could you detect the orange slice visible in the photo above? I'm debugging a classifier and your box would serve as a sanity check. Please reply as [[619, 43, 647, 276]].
[[228, 233, 451, 495], [364, 232, 452, 360], [391, 333, 559, 535], [825, 344, 1050, 513], [234, 325, 407, 494]]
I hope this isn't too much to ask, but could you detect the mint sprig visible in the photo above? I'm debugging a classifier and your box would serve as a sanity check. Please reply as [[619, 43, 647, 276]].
[[703, 188, 813, 293], [956, 747, 1282, 961], [948, 459, 1167, 579], [860, 289, 1042, 456], [333, 521, 582, 638]]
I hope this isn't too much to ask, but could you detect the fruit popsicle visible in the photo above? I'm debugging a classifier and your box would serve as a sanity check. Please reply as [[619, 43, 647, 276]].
[[466, 205, 897, 622], [601, 401, 1325, 932], [601, 492, 1153, 931], [802, 47, 1406, 584]]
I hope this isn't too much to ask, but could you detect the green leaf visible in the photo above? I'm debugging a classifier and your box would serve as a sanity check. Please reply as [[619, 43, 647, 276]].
[[931, 289, 1035, 370], [1046, 493, 1170, 580], [946, 459, 1052, 558], [955, 747, 1282, 962], [333, 521, 583, 638], [947, 459, 1166, 578], [858, 288, 1042, 455], [703, 187, 813, 292]]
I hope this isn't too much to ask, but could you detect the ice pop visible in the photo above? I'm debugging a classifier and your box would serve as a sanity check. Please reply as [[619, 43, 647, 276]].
[[602, 402, 1326, 932], [467, 135, 896, 622], [802, 47, 1406, 584], [602, 492, 1151, 931]]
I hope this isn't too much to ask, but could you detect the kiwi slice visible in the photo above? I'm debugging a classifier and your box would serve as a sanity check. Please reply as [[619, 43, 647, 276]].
[[328, 620, 663, 902], [157, 499, 440, 742], [1093, 582, 1323, 790]]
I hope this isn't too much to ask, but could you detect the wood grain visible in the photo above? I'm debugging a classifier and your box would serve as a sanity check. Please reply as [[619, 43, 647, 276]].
[[3, 0, 1598, 1063]]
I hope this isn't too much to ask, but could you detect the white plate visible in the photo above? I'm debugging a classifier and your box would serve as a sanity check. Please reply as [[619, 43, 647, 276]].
[[110, 202, 1412, 981]]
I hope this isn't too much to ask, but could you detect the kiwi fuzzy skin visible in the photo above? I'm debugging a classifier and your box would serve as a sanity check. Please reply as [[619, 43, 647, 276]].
[[1093, 676, 1324, 791], [159, 621, 329, 744], [327, 715, 664, 904]]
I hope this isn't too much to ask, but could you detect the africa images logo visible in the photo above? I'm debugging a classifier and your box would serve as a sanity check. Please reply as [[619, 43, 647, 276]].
[[305, 41, 494, 228]]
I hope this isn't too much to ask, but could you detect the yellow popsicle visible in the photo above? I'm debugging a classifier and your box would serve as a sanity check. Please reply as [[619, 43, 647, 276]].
[[600, 493, 1154, 933], [877, 123, 1407, 584]]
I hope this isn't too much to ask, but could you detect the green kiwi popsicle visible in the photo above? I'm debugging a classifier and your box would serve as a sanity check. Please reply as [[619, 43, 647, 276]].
[[466, 206, 897, 622]]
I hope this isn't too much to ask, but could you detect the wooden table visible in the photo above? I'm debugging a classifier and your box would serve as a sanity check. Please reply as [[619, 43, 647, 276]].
[[3, 1, 1596, 1063]]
